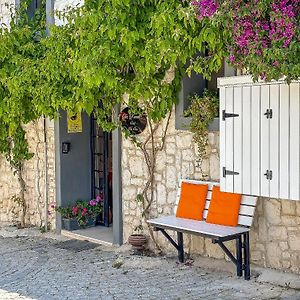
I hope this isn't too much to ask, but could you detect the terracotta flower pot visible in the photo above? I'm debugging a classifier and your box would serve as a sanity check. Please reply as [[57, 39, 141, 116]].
[[128, 234, 147, 252]]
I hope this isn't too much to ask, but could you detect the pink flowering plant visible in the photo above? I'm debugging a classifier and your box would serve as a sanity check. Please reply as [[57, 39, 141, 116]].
[[190, 0, 300, 81], [55, 194, 103, 227]]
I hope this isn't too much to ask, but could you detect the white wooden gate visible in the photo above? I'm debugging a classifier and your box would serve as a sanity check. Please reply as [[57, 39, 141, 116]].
[[219, 76, 300, 200]]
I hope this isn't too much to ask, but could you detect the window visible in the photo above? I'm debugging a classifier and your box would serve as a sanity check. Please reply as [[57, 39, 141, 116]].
[[26, 0, 42, 19], [175, 60, 235, 131]]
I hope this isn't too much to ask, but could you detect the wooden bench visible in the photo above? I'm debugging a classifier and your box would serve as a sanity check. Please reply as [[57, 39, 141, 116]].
[[147, 179, 258, 280]]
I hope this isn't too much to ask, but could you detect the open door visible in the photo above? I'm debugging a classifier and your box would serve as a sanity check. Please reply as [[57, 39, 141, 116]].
[[91, 116, 113, 227]]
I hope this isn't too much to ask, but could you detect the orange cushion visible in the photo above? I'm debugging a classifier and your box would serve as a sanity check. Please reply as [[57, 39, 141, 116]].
[[176, 182, 208, 220], [206, 186, 241, 226]]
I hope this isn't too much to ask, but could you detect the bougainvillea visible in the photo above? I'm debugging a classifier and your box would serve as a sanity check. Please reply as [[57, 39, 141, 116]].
[[191, 0, 300, 81]]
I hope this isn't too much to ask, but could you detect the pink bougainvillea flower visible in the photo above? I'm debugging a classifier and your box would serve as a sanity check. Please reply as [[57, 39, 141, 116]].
[[191, 0, 219, 19], [82, 208, 88, 216], [72, 206, 78, 215]]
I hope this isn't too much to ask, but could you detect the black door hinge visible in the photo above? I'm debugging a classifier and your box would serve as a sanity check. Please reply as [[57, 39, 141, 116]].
[[264, 109, 273, 119], [222, 110, 239, 121], [223, 167, 240, 178], [264, 170, 273, 180]]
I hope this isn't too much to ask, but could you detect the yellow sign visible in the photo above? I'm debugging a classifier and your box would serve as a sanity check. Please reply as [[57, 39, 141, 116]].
[[67, 111, 82, 133]]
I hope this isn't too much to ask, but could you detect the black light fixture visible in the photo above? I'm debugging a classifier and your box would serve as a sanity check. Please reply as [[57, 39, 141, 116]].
[[62, 142, 71, 154]]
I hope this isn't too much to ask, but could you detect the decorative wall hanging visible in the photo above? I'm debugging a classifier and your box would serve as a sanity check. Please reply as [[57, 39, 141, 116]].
[[119, 107, 147, 135]]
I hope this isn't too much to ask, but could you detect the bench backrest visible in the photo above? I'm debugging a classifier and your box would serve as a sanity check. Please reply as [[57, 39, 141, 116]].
[[175, 179, 258, 227]]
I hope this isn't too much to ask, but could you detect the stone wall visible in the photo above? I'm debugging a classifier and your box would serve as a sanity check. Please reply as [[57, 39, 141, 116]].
[[122, 110, 300, 275], [0, 120, 56, 228]]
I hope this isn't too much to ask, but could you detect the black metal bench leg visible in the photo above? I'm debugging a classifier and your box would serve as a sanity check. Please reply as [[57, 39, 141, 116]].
[[236, 236, 243, 277], [243, 232, 250, 280], [177, 232, 184, 263]]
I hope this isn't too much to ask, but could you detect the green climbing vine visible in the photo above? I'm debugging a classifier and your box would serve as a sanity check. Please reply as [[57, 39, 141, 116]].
[[0, 0, 226, 229], [184, 90, 219, 176], [0, 1, 46, 227]]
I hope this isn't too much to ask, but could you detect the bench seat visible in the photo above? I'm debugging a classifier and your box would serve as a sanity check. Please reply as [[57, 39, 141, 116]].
[[148, 179, 258, 280], [148, 215, 249, 239]]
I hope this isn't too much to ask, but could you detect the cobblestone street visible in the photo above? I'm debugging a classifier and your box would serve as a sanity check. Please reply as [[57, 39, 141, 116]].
[[0, 232, 300, 300]]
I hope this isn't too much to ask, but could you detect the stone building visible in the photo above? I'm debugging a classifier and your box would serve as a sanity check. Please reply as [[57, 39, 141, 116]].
[[1, 0, 300, 276]]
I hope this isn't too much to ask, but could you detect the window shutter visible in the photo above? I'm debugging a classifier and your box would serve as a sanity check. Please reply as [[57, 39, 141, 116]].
[[219, 78, 300, 201]]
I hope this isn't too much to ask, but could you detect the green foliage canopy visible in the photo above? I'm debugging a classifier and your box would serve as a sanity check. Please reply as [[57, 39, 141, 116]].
[[0, 0, 225, 165]]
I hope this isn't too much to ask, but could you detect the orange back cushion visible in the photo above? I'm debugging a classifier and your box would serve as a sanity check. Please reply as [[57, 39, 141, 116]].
[[206, 186, 242, 226], [176, 182, 208, 221]]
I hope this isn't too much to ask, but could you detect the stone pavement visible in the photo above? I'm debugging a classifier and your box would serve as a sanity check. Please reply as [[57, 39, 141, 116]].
[[0, 231, 299, 300]]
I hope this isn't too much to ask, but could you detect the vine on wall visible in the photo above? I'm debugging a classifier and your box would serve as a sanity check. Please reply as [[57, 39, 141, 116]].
[[0, 0, 224, 227]]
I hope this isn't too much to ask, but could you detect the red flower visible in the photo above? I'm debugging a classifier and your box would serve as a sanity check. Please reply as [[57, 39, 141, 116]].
[[72, 206, 78, 215], [82, 208, 88, 216]]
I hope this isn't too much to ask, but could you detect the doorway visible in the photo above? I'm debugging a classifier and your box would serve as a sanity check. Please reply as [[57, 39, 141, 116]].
[[56, 110, 122, 245], [90, 116, 113, 228]]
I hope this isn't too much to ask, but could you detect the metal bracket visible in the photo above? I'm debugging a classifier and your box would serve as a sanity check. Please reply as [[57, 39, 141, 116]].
[[264, 108, 273, 119], [223, 167, 240, 178], [264, 170, 273, 180], [222, 110, 239, 121]]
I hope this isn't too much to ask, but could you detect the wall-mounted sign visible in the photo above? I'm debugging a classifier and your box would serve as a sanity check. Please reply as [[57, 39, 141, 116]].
[[119, 107, 147, 135], [67, 111, 82, 133]]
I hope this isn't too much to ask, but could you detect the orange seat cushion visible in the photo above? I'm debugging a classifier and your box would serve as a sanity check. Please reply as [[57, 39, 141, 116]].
[[176, 182, 208, 221], [206, 186, 242, 227]]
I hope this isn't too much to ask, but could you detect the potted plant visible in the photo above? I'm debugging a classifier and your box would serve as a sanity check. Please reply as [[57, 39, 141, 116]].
[[56, 206, 80, 231], [128, 224, 147, 254], [56, 197, 103, 231]]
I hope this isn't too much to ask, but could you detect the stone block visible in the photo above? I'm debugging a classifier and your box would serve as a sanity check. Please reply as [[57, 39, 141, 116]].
[[181, 162, 194, 178], [156, 183, 167, 206], [129, 156, 145, 177], [264, 199, 282, 225], [123, 186, 137, 202], [209, 153, 220, 180], [268, 226, 287, 240], [204, 239, 225, 259], [266, 242, 282, 269], [166, 143, 176, 155], [289, 234, 300, 251], [281, 200, 296, 215], [281, 216, 300, 226], [130, 178, 144, 186], [166, 166, 177, 189], [279, 242, 289, 251], [207, 132, 215, 146], [182, 149, 195, 162], [122, 169, 131, 186], [175, 134, 193, 149], [167, 190, 177, 205], [251, 251, 262, 261]]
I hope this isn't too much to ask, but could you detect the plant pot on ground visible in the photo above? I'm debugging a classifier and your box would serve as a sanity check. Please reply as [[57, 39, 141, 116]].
[[61, 218, 80, 231], [128, 234, 147, 254]]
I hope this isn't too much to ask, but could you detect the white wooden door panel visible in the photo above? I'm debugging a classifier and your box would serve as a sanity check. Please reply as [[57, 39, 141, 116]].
[[269, 84, 280, 198], [279, 84, 290, 199], [233, 87, 242, 193], [251, 85, 261, 196], [225, 87, 234, 192], [219, 87, 226, 191], [289, 83, 300, 200], [242, 87, 251, 195], [260, 85, 270, 197]]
